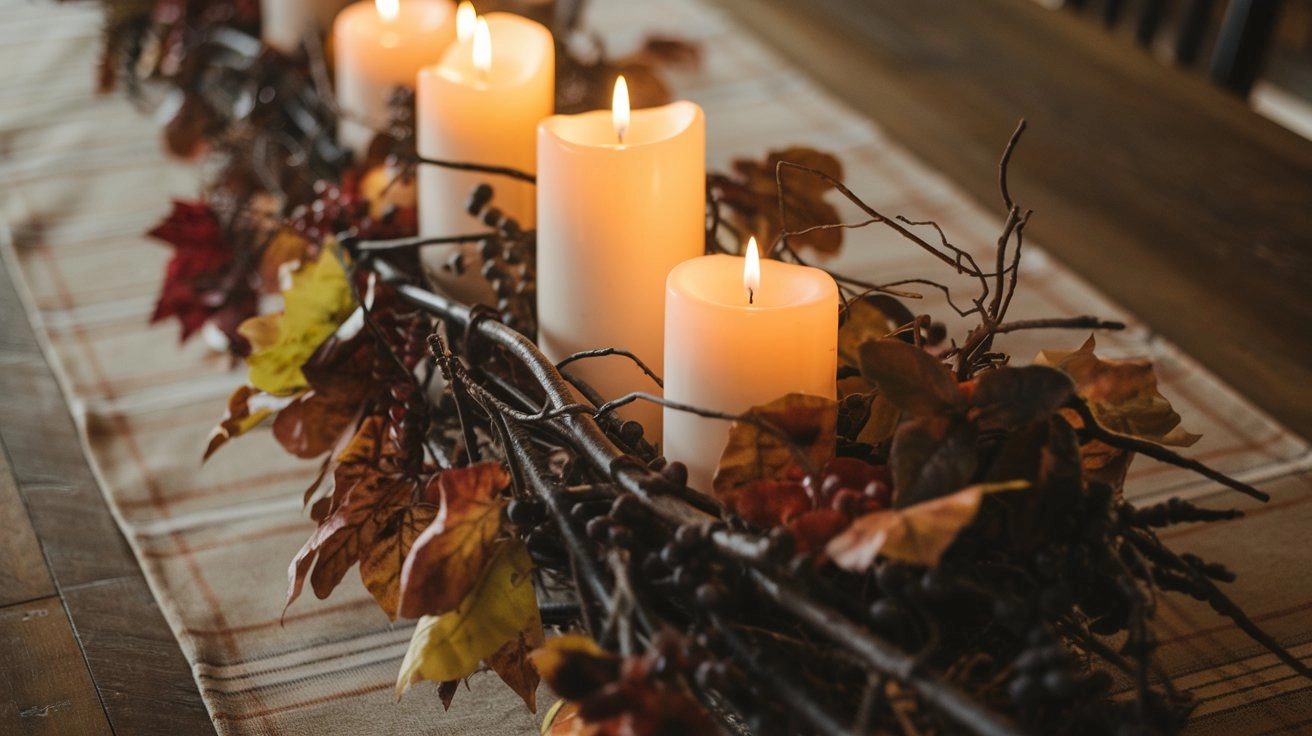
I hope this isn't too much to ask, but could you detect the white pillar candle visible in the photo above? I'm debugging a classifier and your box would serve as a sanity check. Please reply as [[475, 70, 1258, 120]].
[[663, 243, 839, 491], [333, 0, 455, 158], [536, 86, 705, 436], [262, 0, 354, 55], [417, 10, 554, 302]]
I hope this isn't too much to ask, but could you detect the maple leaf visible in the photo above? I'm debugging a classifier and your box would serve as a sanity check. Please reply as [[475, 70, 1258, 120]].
[[284, 417, 437, 619], [485, 620, 545, 712], [1036, 336, 1201, 490], [271, 330, 376, 459], [399, 462, 511, 618], [718, 147, 846, 255], [203, 385, 295, 460], [147, 200, 257, 346], [256, 228, 311, 294], [242, 242, 357, 396], [827, 480, 1029, 571], [713, 394, 838, 510], [396, 540, 538, 697]]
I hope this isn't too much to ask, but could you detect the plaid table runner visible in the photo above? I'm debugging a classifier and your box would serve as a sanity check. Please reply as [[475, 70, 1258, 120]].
[[2, 0, 1309, 733]]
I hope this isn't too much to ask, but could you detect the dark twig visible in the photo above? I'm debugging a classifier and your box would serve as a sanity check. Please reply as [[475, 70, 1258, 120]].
[[410, 154, 536, 184]]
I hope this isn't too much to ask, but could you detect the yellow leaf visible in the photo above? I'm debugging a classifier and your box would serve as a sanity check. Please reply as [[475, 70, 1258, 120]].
[[826, 480, 1028, 570], [396, 540, 538, 698], [203, 385, 296, 460], [244, 243, 356, 396]]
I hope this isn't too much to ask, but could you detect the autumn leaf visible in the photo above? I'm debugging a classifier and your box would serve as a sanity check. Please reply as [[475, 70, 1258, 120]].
[[399, 462, 511, 618], [712, 394, 838, 511], [271, 330, 375, 459], [147, 200, 257, 348], [857, 392, 901, 446], [243, 242, 356, 396], [839, 295, 915, 376], [285, 417, 437, 619], [890, 416, 979, 508], [967, 365, 1075, 432], [1036, 336, 1201, 489], [396, 540, 539, 697], [715, 147, 846, 255], [827, 480, 1029, 570], [486, 621, 545, 712], [203, 385, 295, 460], [256, 227, 311, 294], [859, 339, 965, 417], [530, 636, 615, 700]]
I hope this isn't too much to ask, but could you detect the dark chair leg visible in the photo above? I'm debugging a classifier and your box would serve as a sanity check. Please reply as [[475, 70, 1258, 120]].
[[1175, 0, 1218, 66], [1209, 0, 1283, 96]]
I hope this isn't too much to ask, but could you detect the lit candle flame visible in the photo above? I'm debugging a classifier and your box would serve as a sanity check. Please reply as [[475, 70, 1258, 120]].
[[744, 237, 760, 305], [456, 1, 476, 42], [612, 75, 630, 144], [473, 17, 491, 82], [376, 0, 399, 22]]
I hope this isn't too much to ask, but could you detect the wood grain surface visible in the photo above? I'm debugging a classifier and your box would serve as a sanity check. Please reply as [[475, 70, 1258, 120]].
[[0, 251, 214, 735], [711, 0, 1312, 440]]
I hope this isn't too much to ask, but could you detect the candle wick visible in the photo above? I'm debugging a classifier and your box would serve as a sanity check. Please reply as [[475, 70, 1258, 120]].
[[617, 127, 626, 145], [749, 287, 754, 305]]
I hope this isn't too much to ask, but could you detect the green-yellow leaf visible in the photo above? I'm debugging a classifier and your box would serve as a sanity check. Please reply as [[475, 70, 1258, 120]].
[[396, 539, 538, 698], [243, 243, 356, 396]]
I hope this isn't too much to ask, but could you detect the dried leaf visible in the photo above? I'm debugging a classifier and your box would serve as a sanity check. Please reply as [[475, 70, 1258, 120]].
[[827, 481, 1029, 570], [725, 478, 811, 528], [839, 296, 915, 376], [284, 417, 437, 619], [719, 147, 846, 255], [859, 339, 964, 417], [787, 509, 851, 555], [530, 635, 615, 700], [712, 393, 838, 509], [968, 365, 1075, 431], [399, 462, 511, 618], [243, 242, 356, 396], [257, 228, 311, 294], [396, 540, 538, 697], [1036, 336, 1201, 490], [271, 332, 375, 458], [890, 416, 979, 508], [203, 385, 294, 460], [486, 621, 545, 712], [857, 392, 901, 446]]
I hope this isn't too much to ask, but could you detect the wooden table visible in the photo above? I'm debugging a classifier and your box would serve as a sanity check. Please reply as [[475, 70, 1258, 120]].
[[1, 0, 1309, 733], [713, 0, 1312, 442]]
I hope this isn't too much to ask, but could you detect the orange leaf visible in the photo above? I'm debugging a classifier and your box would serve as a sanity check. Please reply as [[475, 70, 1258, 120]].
[[398, 462, 511, 618], [712, 393, 837, 510], [486, 620, 545, 712], [827, 481, 1028, 571]]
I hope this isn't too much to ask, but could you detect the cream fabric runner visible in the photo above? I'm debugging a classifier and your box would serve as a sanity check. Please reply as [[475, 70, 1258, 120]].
[[2, 0, 1309, 734]]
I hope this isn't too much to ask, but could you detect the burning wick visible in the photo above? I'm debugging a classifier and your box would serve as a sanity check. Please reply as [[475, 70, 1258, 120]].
[[612, 75, 630, 144], [744, 236, 760, 305]]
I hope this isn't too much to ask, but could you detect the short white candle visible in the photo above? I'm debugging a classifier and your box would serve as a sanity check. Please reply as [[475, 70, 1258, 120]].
[[663, 242, 839, 491], [416, 8, 554, 302], [333, 0, 455, 158], [262, 0, 353, 54], [536, 82, 706, 435]]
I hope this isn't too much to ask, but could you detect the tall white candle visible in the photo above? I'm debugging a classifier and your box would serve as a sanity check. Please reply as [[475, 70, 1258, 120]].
[[416, 10, 554, 302], [536, 85, 705, 436], [333, 0, 455, 158], [663, 244, 839, 491], [262, 0, 354, 54]]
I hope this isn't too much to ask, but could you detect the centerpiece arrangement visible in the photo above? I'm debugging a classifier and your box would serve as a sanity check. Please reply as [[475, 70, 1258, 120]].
[[97, 0, 1310, 733]]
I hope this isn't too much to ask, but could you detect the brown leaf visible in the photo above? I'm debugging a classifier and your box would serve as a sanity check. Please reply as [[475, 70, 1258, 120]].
[[284, 417, 438, 620], [857, 392, 901, 446], [720, 147, 847, 255], [839, 296, 915, 376], [437, 679, 460, 710], [256, 228, 310, 294], [859, 339, 964, 417], [203, 385, 294, 460], [787, 509, 851, 555], [712, 394, 838, 510], [890, 416, 978, 508], [486, 620, 545, 712], [271, 333, 375, 459], [827, 481, 1029, 570], [530, 636, 618, 701], [1036, 336, 1201, 491], [968, 366, 1075, 432], [725, 478, 812, 528], [399, 462, 511, 618]]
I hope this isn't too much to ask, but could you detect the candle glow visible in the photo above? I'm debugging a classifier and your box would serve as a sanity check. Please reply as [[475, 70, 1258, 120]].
[[456, 1, 476, 41], [612, 75, 630, 144], [744, 236, 760, 304], [375, 0, 398, 21], [472, 17, 491, 81]]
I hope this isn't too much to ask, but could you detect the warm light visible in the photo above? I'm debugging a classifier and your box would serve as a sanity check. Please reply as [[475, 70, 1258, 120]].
[[612, 75, 630, 144], [456, 1, 476, 42], [744, 237, 760, 304], [473, 17, 491, 81], [376, 0, 399, 22]]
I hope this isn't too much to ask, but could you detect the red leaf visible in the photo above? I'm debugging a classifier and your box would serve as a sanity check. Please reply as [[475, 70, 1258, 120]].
[[147, 200, 255, 346]]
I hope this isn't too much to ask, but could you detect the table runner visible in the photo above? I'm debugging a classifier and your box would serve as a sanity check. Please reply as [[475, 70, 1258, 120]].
[[2, 0, 1309, 733]]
